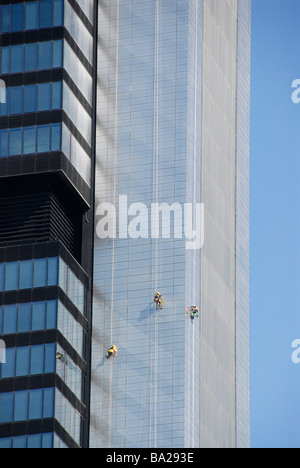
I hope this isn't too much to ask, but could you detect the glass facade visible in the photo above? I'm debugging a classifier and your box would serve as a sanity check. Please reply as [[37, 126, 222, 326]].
[[0, 0, 95, 449], [91, 0, 250, 449]]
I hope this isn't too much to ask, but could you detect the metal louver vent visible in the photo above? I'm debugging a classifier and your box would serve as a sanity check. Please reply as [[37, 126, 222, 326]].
[[0, 192, 79, 257]]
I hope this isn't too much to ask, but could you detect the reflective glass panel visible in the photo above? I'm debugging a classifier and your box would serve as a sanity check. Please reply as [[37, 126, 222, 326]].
[[11, 3, 24, 32], [4, 262, 18, 291], [10, 86, 23, 115], [23, 126, 37, 155], [25, 2, 38, 30], [24, 85, 37, 113], [8, 128, 22, 156]]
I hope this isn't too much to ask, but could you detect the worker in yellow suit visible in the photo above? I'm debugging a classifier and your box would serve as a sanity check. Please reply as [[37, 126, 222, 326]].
[[106, 345, 118, 359]]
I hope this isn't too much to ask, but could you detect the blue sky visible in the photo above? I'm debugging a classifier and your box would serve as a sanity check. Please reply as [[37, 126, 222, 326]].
[[250, 0, 300, 448]]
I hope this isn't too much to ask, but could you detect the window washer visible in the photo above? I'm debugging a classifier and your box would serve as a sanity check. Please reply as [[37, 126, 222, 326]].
[[154, 292, 164, 310], [106, 345, 117, 359], [56, 351, 65, 362], [186, 305, 199, 319]]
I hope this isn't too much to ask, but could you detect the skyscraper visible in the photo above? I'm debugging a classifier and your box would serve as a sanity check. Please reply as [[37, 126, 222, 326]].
[[0, 0, 97, 448], [91, 0, 251, 449], [0, 0, 250, 449]]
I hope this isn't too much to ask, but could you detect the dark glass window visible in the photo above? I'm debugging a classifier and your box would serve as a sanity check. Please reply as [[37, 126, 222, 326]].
[[25, 2, 38, 30], [17, 303, 32, 333], [25, 43, 38, 72], [13, 436, 26, 449], [11, 45, 23, 74], [38, 83, 51, 111], [16, 346, 30, 377], [51, 123, 62, 151], [32, 302, 46, 331], [1, 47, 10, 74], [10, 86, 23, 115], [0, 438, 10, 448], [24, 85, 37, 113], [0, 130, 7, 157], [33, 259, 47, 288], [42, 433, 53, 448], [1, 5, 10, 34], [37, 125, 50, 153], [11, 3, 24, 32], [9, 128, 22, 156], [14, 390, 28, 422], [43, 387, 54, 418], [3, 304, 17, 334], [28, 388, 43, 420], [23, 126, 37, 155], [46, 300, 57, 329], [53, 40, 63, 68], [30, 344, 44, 375], [52, 81, 62, 110], [28, 434, 42, 449], [38, 41, 52, 70], [19, 260, 33, 289], [0, 393, 13, 423], [0, 88, 8, 116], [45, 343, 56, 373], [39, 0, 52, 29], [47, 256, 59, 285], [4, 262, 18, 291], [53, 0, 64, 27], [1, 347, 15, 378]]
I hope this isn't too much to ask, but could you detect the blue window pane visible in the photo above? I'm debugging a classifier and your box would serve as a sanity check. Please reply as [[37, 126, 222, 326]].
[[1, 5, 11, 34], [39, 0, 52, 28], [33, 258, 47, 287], [53, 0, 63, 27], [1, 47, 10, 75], [0, 130, 7, 157], [24, 85, 37, 113], [14, 390, 28, 422], [0, 264, 4, 291], [11, 4, 24, 32], [16, 346, 30, 377], [17, 303, 32, 333], [0, 438, 11, 449], [25, 2, 38, 30], [51, 81, 62, 110], [13, 436, 27, 449], [11, 45, 24, 74], [52, 40, 63, 68], [29, 389, 43, 420], [45, 343, 56, 373], [3, 304, 17, 334], [1, 347, 15, 378], [46, 300, 57, 329], [0, 88, 8, 116], [0, 392, 13, 423], [8, 128, 22, 157], [19, 260, 33, 289], [51, 123, 62, 151], [32, 302, 46, 331], [47, 257, 58, 286], [4, 262, 18, 291], [37, 125, 50, 153], [43, 387, 54, 418], [38, 42, 52, 70], [27, 434, 42, 449], [38, 83, 51, 112], [0, 305, 2, 333], [30, 344, 45, 375], [9, 86, 23, 115], [42, 433, 53, 449], [25, 43, 37, 72], [23, 126, 37, 155]]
